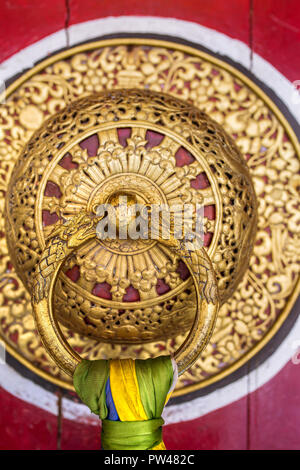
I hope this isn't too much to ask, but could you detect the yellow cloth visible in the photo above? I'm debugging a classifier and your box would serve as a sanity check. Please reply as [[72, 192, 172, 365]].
[[110, 359, 148, 422]]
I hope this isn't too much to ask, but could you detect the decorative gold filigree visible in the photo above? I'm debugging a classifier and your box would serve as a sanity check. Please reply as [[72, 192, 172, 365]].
[[6, 89, 256, 343], [0, 39, 299, 396]]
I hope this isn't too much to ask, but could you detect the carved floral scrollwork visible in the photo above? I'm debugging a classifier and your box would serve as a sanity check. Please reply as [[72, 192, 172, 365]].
[[0, 41, 299, 395]]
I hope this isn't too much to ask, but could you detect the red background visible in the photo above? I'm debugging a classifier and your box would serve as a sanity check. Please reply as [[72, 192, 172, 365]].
[[1, 0, 300, 81], [1, 0, 300, 450]]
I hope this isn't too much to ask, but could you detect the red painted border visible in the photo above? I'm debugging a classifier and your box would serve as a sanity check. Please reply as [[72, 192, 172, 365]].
[[1, 0, 300, 81], [1, 0, 300, 450], [1, 360, 300, 449], [0, 387, 58, 450]]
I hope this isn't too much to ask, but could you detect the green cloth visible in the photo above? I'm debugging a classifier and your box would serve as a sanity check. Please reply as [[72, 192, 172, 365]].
[[102, 418, 164, 450], [135, 356, 173, 419], [73, 359, 109, 419]]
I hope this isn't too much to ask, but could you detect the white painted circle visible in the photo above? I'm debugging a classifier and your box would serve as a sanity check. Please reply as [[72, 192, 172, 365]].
[[0, 16, 299, 424]]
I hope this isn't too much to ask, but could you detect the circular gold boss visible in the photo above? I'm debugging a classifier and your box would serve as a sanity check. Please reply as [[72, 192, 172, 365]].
[[6, 89, 256, 345]]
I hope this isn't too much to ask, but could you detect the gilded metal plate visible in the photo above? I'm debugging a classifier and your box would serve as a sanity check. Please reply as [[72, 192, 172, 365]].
[[0, 38, 299, 396]]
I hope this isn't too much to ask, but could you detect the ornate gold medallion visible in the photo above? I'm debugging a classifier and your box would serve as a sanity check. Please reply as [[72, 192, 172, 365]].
[[0, 38, 299, 395]]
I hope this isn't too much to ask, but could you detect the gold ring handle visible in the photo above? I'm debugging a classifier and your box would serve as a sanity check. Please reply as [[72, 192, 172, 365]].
[[31, 212, 219, 377]]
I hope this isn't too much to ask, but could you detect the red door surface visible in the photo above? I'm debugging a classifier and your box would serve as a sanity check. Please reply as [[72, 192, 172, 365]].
[[0, 0, 300, 450]]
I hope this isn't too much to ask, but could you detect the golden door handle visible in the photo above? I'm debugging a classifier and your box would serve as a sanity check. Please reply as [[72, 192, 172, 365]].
[[31, 211, 219, 377]]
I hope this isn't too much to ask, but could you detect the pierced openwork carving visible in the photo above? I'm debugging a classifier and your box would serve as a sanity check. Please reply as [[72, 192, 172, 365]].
[[0, 39, 299, 395], [6, 89, 256, 343]]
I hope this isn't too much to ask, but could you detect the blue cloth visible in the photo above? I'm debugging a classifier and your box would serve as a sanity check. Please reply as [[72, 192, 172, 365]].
[[105, 377, 119, 421]]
